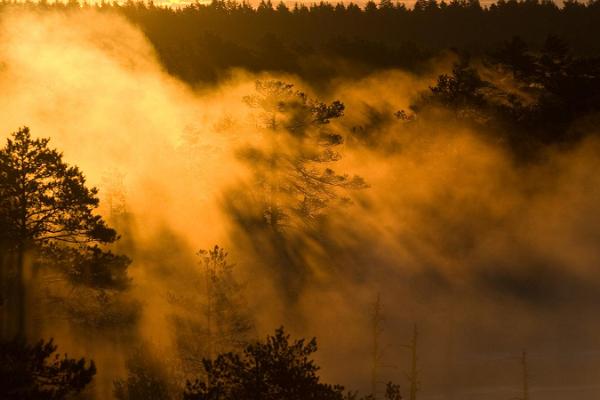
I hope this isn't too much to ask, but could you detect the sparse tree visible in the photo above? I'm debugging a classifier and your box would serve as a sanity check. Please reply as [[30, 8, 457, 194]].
[[169, 246, 253, 378], [400, 325, 419, 400], [519, 350, 529, 400], [198, 246, 252, 359], [370, 293, 384, 399], [240, 80, 367, 231], [414, 56, 489, 119], [226, 81, 368, 302]]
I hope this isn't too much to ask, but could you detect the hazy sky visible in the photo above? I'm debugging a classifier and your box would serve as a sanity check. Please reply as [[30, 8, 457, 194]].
[[155, 0, 515, 8]]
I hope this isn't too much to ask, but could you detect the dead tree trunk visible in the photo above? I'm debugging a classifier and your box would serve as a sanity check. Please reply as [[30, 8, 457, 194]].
[[370, 293, 384, 399], [521, 350, 529, 400], [405, 324, 419, 400]]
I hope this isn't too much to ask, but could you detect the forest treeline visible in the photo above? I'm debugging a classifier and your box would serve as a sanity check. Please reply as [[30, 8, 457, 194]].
[[2, 2, 600, 396], [3, 0, 600, 83]]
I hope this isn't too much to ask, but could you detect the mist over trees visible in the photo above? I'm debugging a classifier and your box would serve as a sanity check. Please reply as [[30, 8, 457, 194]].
[[407, 34, 600, 155], [112, 0, 600, 85], [168, 245, 253, 379], [237, 80, 366, 230], [0, 128, 130, 335], [0, 128, 131, 397], [2, 0, 600, 85], [1, 0, 600, 399], [225, 80, 367, 303]]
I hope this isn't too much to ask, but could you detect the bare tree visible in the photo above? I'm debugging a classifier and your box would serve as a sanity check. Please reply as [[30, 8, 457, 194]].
[[370, 293, 384, 399], [400, 324, 419, 400]]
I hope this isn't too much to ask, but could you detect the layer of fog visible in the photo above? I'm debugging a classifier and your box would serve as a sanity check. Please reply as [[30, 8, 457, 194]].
[[0, 8, 599, 399]]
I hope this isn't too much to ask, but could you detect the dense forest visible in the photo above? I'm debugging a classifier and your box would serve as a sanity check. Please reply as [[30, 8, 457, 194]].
[[1, 0, 600, 399], [3, 0, 600, 83]]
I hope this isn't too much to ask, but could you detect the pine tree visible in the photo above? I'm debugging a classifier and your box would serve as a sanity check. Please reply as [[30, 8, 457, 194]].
[[0, 127, 118, 337]]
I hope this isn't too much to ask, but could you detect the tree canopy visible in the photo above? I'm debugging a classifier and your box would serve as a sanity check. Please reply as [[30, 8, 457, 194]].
[[0, 127, 130, 338], [5, 0, 600, 86], [184, 327, 346, 400], [0, 127, 116, 250], [0, 337, 96, 400], [236, 80, 366, 231]]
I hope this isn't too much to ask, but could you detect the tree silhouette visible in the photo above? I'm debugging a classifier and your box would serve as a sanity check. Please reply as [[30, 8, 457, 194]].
[[370, 294, 384, 398], [384, 382, 402, 400], [0, 127, 119, 337], [184, 327, 346, 400], [39, 244, 130, 290], [184, 326, 403, 400], [519, 350, 529, 400], [240, 80, 366, 231], [0, 127, 116, 249], [0, 337, 96, 400], [169, 246, 253, 378], [196, 246, 253, 359], [6, 0, 600, 88], [410, 36, 600, 153], [226, 81, 367, 302], [416, 56, 490, 117]]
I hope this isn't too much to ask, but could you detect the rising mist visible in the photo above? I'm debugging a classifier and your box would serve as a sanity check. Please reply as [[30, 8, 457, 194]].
[[1, 3, 600, 400]]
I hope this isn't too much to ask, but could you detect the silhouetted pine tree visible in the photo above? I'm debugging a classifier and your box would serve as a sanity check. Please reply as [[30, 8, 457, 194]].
[[0, 337, 96, 400], [183, 327, 346, 400], [0, 127, 123, 337]]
